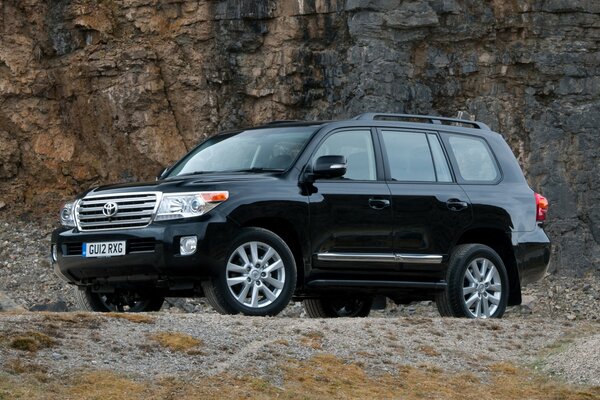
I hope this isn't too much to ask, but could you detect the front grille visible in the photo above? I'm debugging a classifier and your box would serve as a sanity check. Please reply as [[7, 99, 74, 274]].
[[76, 192, 159, 231]]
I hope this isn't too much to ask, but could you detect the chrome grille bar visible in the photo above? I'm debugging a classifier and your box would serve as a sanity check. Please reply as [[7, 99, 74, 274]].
[[79, 203, 155, 212], [76, 192, 161, 231], [78, 218, 152, 227], [80, 195, 157, 205]]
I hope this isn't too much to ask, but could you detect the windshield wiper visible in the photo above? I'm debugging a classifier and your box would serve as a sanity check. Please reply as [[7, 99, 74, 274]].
[[175, 170, 219, 177]]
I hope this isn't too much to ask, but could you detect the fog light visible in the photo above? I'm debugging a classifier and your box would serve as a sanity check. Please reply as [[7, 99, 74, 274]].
[[51, 244, 58, 263], [180, 236, 197, 256]]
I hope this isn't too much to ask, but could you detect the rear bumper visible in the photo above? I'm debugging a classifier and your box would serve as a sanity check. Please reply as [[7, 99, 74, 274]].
[[51, 215, 236, 286], [513, 227, 551, 286]]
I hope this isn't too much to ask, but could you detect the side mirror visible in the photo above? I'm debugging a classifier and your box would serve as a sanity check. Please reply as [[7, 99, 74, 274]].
[[313, 155, 347, 179], [156, 167, 169, 181]]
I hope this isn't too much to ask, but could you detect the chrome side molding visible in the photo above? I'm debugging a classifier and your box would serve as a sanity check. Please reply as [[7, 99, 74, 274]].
[[396, 254, 443, 264], [317, 252, 443, 264], [316, 253, 396, 263]]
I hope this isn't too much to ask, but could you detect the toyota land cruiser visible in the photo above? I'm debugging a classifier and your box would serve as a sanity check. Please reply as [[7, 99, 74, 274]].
[[51, 113, 551, 318]]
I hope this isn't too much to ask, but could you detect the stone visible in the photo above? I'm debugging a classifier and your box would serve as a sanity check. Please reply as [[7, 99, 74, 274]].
[[542, 0, 600, 13], [519, 306, 533, 315], [384, 2, 439, 29], [521, 295, 537, 311], [0, 291, 25, 312], [0, 131, 20, 179], [429, 0, 461, 14], [345, 0, 402, 12], [347, 11, 386, 38], [29, 300, 69, 312]]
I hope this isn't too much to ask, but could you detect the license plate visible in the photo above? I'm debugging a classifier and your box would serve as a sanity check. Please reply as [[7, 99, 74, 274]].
[[83, 241, 126, 258]]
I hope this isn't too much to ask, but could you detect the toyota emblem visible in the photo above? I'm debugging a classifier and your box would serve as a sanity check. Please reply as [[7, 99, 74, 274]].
[[102, 202, 118, 217]]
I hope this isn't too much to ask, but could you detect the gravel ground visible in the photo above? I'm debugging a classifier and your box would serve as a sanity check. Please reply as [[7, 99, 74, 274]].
[[543, 333, 600, 387], [1, 216, 599, 389], [0, 312, 598, 386]]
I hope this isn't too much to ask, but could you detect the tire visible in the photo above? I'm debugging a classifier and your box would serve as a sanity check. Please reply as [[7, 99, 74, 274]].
[[202, 227, 297, 316], [75, 287, 164, 312], [303, 296, 373, 318], [435, 244, 509, 319]]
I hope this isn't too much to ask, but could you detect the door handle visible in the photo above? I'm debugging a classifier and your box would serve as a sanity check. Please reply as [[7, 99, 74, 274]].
[[446, 199, 468, 211], [369, 198, 390, 210]]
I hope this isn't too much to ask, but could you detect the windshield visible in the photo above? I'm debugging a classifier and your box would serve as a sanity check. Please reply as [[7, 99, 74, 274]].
[[167, 126, 318, 177]]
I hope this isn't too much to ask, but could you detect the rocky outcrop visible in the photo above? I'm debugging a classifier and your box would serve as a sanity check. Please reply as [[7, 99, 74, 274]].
[[0, 0, 598, 275]]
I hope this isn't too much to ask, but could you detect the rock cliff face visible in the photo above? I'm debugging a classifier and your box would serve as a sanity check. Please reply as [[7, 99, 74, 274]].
[[0, 0, 598, 275]]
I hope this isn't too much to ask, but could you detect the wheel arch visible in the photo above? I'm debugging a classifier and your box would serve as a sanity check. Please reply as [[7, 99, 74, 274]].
[[456, 227, 521, 306]]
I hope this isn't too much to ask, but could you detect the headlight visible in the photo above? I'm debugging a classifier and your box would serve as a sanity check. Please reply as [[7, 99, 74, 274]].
[[155, 192, 228, 221], [60, 201, 76, 227]]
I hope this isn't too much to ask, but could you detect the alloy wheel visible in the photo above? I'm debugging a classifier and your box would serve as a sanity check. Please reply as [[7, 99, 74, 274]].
[[226, 241, 286, 308], [461, 257, 502, 318]]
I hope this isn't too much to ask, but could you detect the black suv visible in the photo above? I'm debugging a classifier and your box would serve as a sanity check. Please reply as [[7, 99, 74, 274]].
[[51, 113, 551, 319]]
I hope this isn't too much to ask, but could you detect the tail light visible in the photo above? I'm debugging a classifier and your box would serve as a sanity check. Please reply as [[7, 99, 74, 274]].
[[535, 193, 548, 222]]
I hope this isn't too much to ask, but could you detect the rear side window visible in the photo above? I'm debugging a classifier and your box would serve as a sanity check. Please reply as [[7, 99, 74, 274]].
[[447, 135, 499, 183], [381, 130, 452, 182]]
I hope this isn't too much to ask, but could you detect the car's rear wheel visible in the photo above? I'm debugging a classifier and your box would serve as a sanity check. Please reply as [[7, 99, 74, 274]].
[[75, 287, 164, 312], [303, 296, 373, 318], [436, 244, 508, 318], [202, 228, 296, 316]]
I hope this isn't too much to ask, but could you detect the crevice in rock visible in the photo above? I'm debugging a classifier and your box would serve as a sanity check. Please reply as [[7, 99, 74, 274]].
[[156, 58, 188, 153]]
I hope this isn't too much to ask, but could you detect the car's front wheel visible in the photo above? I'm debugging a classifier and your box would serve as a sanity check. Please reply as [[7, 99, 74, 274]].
[[202, 228, 297, 316], [436, 244, 509, 318], [75, 287, 164, 312], [303, 296, 373, 318]]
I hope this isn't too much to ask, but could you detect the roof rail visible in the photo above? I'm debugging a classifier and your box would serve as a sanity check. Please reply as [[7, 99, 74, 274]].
[[353, 113, 490, 130], [263, 120, 305, 126]]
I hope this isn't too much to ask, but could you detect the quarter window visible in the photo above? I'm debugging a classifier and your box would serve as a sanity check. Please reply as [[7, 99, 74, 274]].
[[447, 135, 499, 182], [313, 130, 377, 181]]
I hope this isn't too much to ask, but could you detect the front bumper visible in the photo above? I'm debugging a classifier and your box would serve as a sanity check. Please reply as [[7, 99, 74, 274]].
[[51, 216, 236, 285]]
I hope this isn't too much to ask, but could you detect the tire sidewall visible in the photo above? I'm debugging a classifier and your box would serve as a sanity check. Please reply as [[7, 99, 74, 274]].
[[453, 245, 509, 318], [76, 287, 111, 312], [216, 228, 297, 316], [324, 296, 373, 317]]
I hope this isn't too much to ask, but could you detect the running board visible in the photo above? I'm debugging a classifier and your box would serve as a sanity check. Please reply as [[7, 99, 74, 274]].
[[307, 280, 447, 289]]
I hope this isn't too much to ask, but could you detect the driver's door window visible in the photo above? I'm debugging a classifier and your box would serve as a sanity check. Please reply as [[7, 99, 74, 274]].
[[314, 130, 376, 181]]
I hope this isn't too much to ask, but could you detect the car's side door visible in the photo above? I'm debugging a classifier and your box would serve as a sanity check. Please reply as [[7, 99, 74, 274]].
[[307, 128, 395, 272], [378, 129, 473, 263]]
